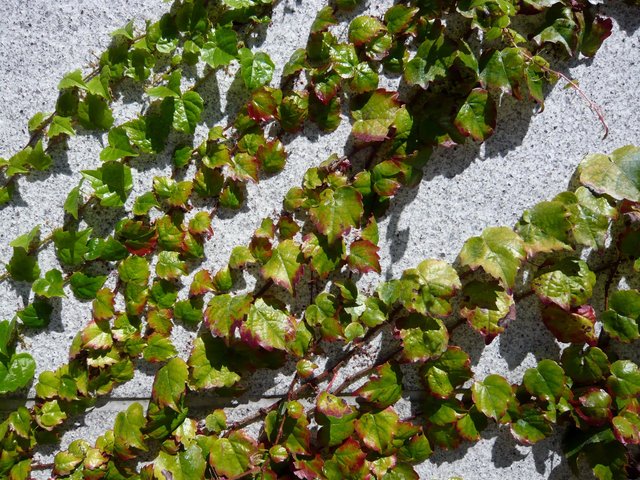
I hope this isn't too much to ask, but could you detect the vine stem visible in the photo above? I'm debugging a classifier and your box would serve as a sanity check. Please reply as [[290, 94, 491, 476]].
[[505, 31, 609, 139]]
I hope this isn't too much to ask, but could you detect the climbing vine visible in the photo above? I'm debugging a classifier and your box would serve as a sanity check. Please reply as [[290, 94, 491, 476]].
[[0, 0, 638, 479]]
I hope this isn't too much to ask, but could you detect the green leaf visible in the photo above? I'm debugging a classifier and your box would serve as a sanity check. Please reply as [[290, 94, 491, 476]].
[[154, 444, 206, 480], [541, 304, 597, 345], [82, 162, 133, 207], [422, 347, 472, 398], [261, 239, 303, 293], [355, 407, 399, 453], [210, 431, 256, 478], [356, 362, 403, 409], [35, 399, 67, 430], [173, 91, 204, 134], [32, 269, 66, 298], [77, 94, 114, 130], [100, 127, 139, 161], [59, 70, 86, 90], [532, 258, 596, 310], [602, 290, 640, 342], [118, 255, 150, 284], [147, 70, 182, 98], [309, 186, 364, 244], [454, 88, 496, 141], [143, 333, 177, 363], [114, 402, 147, 460], [348, 16, 385, 46], [351, 89, 401, 142], [48, 115, 76, 138], [188, 335, 241, 389], [479, 48, 525, 96], [0, 353, 35, 394], [53, 228, 92, 267], [579, 145, 640, 202], [156, 251, 187, 280], [348, 239, 380, 273], [316, 392, 358, 447], [205, 293, 252, 338], [396, 314, 449, 362], [17, 299, 52, 328], [523, 359, 566, 401], [555, 187, 617, 250], [202, 27, 238, 68], [152, 357, 188, 411], [239, 48, 274, 90], [515, 200, 572, 254], [153, 176, 193, 208], [561, 345, 609, 385], [509, 404, 553, 445], [64, 182, 83, 220], [241, 298, 295, 351], [460, 280, 514, 342], [472, 374, 514, 420], [302, 232, 344, 279], [7, 247, 40, 282], [458, 226, 525, 288], [607, 360, 640, 399]]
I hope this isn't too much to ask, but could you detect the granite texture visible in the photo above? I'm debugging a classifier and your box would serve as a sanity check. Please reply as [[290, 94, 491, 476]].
[[0, 0, 639, 478]]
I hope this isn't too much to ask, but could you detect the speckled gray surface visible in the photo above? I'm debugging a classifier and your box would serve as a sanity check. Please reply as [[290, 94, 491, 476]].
[[1, 0, 639, 479]]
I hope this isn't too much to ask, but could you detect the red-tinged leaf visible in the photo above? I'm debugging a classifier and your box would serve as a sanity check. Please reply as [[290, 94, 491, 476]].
[[323, 438, 367, 479], [241, 298, 296, 351], [81, 320, 112, 350], [453, 88, 496, 142], [93, 289, 115, 321], [117, 219, 158, 256], [573, 388, 612, 427], [204, 293, 252, 339], [294, 455, 325, 480], [357, 362, 403, 409], [351, 89, 401, 142], [355, 407, 400, 453], [316, 392, 358, 447], [247, 87, 282, 121], [190, 269, 215, 296], [541, 304, 597, 345], [309, 186, 364, 244], [151, 357, 188, 411], [261, 240, 304, 293], [348, 239, 380, 273]]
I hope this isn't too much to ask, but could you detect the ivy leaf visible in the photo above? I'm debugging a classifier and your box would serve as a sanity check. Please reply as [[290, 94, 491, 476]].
[[302, 232, 345, 279], [0, 353, 36, 394], [351, 89, 400, 142], [479, 48, 525, 97], [77, 94, 114, 130], [64, 183, 82, 220], [356, 362, 403, 409], [17, 299, 52, 328], [239, 48, 274, 90], [515, 200, 572, 254], [322, 438, 368, 479], [261, 239, 303, 293], [154, 444, 206, 480], [202, 27, 238, 68], [454, 88, 497, 142], [509, 404, 553, 445], [241, 298, 295, 351], [612, 408, 640, 445], [555, 187, 616, 250], [7, 247, 40, 283], [143, 333, 177, 363], [541, 304, 597, 345], [32, 269, 66, 298], [579, 145, 640, 202], [396, 314, 449, 362], [82, 162, 133, 207], [48, 115, 76, 138], [601, 290, 640, 342], [156, 251, 187, 280], [472, 374, 514, 420], [309, 186, 364, 244], [422, 347, 472, 399], [532, 258, 596, 311], [53, 228, 92, 267], [574, 388, 612, 426], [348, 16, 385, 46], [348, 239, 380, 273], [355, 407, 400, 453], [188, 334, 241, 389], [173, 91, 204, 134], [458, 226, 525, 288], [316, 392, 358, 447], [561, 345, 609, 385], [210, 431, 257, 478], [100, 127, 139, 161], [460, 280, 514, 343], [154, 177, 193, 208], [152, 357, 188, 411], [607, 360, 640, 399], [204, 293, 252, 338], [35, 400, 67, 431], [114, 402, 147, 460], [523, 359, 566, 402]]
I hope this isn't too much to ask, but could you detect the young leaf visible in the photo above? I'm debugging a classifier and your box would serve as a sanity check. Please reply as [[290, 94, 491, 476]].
[[472, 374, 514, 420], [152, 357, 188, 411], [241, 298, 296, 351], [239, 48, 274, 90], [261, 239, 303, 293], [309, 186, 364, 244], [579, 145, 640, 202]]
